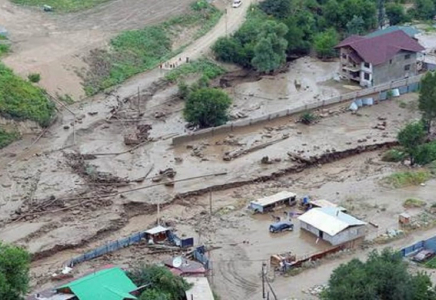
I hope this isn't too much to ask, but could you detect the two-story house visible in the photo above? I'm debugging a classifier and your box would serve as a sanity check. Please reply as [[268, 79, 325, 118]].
[[335, 30, 425, 87]]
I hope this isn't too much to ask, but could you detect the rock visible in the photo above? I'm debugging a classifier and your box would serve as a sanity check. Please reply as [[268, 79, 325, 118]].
[[63, 125, 70, 130], [378, 116, 387, 121], [87, 111, 98, 116]]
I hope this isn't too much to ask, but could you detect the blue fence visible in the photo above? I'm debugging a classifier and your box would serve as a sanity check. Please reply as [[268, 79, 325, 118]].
[[68, 231, 145, 267], [400, 235, 436, 257]]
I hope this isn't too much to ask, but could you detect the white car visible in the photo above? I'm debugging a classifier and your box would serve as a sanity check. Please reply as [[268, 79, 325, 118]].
[[232, 0, 242, 8]]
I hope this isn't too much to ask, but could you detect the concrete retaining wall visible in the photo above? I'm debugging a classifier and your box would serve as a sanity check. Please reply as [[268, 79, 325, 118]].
[[173, 74, 423, 145]]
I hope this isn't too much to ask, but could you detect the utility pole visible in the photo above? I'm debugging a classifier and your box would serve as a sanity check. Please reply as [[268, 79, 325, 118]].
[[157, 202, 160, 225], [262, 263, 266, 299], [225, 8, 228, 37], [209, 188, 213, 218]]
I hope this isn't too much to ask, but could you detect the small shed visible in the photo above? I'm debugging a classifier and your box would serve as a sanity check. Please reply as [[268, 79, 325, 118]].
[[399, 212, 411, 225], [163, 258, 206, 277], [249, 191, 297, 213], [184, 277, 214, 300], [298, 208, 367, 245], [145, 225, 170, 243]]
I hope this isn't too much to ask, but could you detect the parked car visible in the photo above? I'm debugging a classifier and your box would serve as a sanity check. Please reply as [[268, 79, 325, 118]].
[[412, 249, 435, 262], [269, 221, 294, 233], [232, 0, 242, 8]]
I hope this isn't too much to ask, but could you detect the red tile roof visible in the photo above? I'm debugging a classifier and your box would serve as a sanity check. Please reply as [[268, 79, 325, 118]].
[[335, 30, 424, 65]]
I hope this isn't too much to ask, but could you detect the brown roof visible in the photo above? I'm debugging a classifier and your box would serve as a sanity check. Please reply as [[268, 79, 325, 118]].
[[335, 30, 425, 65]]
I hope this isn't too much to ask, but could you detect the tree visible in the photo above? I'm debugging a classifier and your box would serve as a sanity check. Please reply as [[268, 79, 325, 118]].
[[397, 121, 426, 165], [251, 21, 288, 72], [313, 28, 338, 59], [259, 0, 292, 19], [183, 88, 231, 128], [346, 15, 365, 36], [212, 37, 242, 63], [128, 264, 191, 300], [321, 248, 436, 300], [419, 72, 436, 133], [386, 3, 409, 25], [414, 0, 435, 19], [0, 243, 30, 300]]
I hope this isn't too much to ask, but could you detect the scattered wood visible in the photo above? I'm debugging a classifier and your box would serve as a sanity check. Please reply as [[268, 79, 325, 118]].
[[223, 136, 288, 161], [369, 221, 379, 228]]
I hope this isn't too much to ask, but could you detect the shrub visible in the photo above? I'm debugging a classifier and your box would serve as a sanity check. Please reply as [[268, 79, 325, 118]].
[[0, 129, 19, 148], [184, 88, 231, 128], [383, 171, 430, 188], [0, 44, 10, 56], [415, 141, 436, 165], [300, 111, 318, 125], [403, 198, 426, 208], [381, 149, 407, 162], [27, 73, 41, 83], [0, 63, 54, 127]]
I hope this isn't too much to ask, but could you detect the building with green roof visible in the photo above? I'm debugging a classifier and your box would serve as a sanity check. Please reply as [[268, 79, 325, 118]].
[[366, 26, 420, 39], [56, 267, 138, 300]]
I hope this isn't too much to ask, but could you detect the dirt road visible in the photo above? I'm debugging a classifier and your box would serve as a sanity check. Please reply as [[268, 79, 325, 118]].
[[0, 0, 193, 98]]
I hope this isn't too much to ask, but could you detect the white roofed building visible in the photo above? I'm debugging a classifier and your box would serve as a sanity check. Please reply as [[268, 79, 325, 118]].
[[298, 208, 367, 246]]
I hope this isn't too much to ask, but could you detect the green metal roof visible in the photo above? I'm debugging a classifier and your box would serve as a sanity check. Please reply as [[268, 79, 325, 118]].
[[57, 268, 137, 300], [366, 26, 420, 38]]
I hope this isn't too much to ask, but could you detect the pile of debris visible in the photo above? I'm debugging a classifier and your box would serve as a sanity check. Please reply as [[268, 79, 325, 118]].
[[303, 284, 328, 296], [152, 168, 177, 186], [124, 124, 152, 145]]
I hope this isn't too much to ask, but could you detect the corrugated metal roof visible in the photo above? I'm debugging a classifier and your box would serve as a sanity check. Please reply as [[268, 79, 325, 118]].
[[298, 208, 366, 236], [250, 191, 297, 207], [145, 225, 169, 235], [311, 199, 346, 211], [57, 267, 137, 300], [366, 26, 420, 38]]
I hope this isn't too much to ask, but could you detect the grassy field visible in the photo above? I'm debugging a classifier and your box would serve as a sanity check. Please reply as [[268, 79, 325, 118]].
[[82, 0, 222, 96], [165, 59, 225, 82], [0, 128, 18, 149], [11, 0, 110, 13], [0, 63, 54, 127], [383, 171, 431, 188]]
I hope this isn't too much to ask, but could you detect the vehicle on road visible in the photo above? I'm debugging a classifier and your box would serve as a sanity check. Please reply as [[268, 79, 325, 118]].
[[232, 0, 242, 8], [269, 221, 294, 233]]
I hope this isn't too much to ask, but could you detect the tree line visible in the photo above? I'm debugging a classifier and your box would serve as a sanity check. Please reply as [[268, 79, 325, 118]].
[[212, 0, 433, 73]]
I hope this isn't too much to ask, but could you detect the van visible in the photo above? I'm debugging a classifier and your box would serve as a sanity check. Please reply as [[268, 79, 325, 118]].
[[269, 221, 294, 233], [232, 0, 242, 8]]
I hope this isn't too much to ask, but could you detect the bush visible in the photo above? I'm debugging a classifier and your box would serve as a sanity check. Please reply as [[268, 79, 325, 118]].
[[300, 111, 318, 125], [27, 73, 41, 83], [165, 59, 225, 83], [381, 149, 407, 162], [184, 88, 231, 128], [178, 81, 190, 100], [127, 264, 191, 300], [0, 63, 54, 127], [403, 198, 426, 208], [0, 129, 19, 148], [415, 141, 436, 165], [383, 171, 430, 188], [313, 28, 339, 59], [0, 44, 10, 56]]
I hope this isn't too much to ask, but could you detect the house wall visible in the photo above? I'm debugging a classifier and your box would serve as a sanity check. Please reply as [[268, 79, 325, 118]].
[[300, 221, 366, 246], [372, 51, 418, 86], [359, 62, 372, 87]]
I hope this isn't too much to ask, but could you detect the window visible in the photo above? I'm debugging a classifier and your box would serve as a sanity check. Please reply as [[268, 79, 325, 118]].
[[342, 53, 347, 59], [364, 72, 370, 80], [363, 62, 370, 68], [404, 64, 411, 71], [390, 59, 392, 64], [405, 54, 411, 60]]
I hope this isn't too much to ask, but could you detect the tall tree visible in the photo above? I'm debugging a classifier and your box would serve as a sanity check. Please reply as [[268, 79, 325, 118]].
[[259, 0, 292, 19], [313, 28, 338, 59], [183, 88, 231, 128], [386, 3, 409, 25], [346, 15, 365, 36], [0, 243, 30, 300], [419, 72, 436, 133], [321, 248, 436, 300], [251, 21, 288, 72], [415, 0, 435, 19], [397, 121, 426, 165]]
